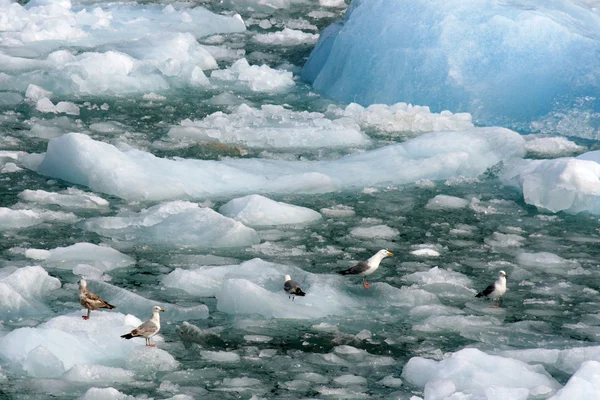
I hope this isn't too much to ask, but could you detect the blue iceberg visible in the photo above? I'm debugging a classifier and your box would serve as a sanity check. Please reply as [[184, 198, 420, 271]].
[[302, 0, 600, 129]]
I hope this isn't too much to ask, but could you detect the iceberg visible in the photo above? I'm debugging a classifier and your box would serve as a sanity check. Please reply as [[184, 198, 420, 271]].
[[303, 0, 600, 128], [34, 128, 524, 201], [550, 361, 600, 400]]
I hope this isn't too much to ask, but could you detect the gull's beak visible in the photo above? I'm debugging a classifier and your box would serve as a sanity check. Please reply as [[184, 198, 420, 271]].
[[159, 308, 165, 312], [387, 251, 393, 256], [504, 274, 508, 278]]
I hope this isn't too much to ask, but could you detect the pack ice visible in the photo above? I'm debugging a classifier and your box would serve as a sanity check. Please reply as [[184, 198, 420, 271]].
[[33, 128, 524, 201], [0, 265, 60, 318], [303, 0, 600, 127]]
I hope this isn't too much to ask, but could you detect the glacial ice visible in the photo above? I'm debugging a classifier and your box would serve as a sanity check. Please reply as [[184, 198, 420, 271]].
[[0, 265, 61, 318], [23, 345, 65, 378], [402, 348, 561, 397], [326, 102, 474, 136], [218, 194, 322, 226], [550, 361, 600, 399], [62, 364, 135, 383], [210, 58, 295, 92], [34, 128, 524, 201], [0, 0, 245, 94], [19, 188, 109, 210], [81, 201, 259, 248], [126, 346, 179, 374], [0, 312, 146, 372], [166, 104, 370, 149], [81, 387, 129, 400], [253, 28, 319, 46], [503, 151, 600, 215], [303, 0, 600, 127], [425, 195, 469, 210], [25, 242, 135, 274], [525, 136, 585, 158], [0, 207, 78, 230]]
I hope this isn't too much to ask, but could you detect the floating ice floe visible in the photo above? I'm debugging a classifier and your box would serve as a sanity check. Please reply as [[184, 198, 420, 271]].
[[0, 311, 171, 375], [402, 348, 561, 398], [0, 265, 61, 318], [524, 136, 585, 158], [503, 150, 600, 215], [0, 207, 78, 230], [81, 201, 259, 248], [550, 361, 600, 400], [19, 188, 109, 210], [165, 104, 370, 149], [210, 58, 295, 92], [218, 194, 321, 226], [163, 258, 440, 319], [326, 102, 474, 136], [32, 127, 524, 201], [425, 194, 469, 210], [24, 242, 135, 275], [302, 0, 600, 127], [253, 28, 319, 46]]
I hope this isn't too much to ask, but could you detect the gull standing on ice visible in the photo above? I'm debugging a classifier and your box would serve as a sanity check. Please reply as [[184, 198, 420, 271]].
[[120, 305, 165, 347], [284, 274, 305, 300], [476, 270, 508, 308], [78, 279, 115, 320], [338, 249, 393, 289]]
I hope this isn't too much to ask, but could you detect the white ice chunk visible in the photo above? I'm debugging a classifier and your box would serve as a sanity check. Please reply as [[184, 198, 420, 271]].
[[25, 84, 52, 101], [0, 312, 145, 372], [81, 387, 129, 400], [210, 58, 294, 92], [0, 265, 61, 318], [126, 346, 179, 374], [23, 345, 65, 378], [19, 188, 109, 209], [516, 252, 580, 275], [63, 364, 134, 383], [82, 201, 259, 248], [219, 194, 321, 226], [25, 243, 134, 273], [550, 361, 600, 400], [555, 345, 600, 374], [327, 102, 473, 136], [0, 207, 78, 230], [503, 151, 600, 215], [525, 136, 585, 158], [253, 28, 319, 46], [402, 348, 560, 397], [35, 128, 524, 201], [200, 350, 240, 363], [425, 195, 469, 210], [166, 103, 370, 149], [333, 374, 366, 385], [350, 224, 398, 239]]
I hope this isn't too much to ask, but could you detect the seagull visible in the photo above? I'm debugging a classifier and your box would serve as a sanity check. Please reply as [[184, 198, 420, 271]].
[[476, 270, 508, 308], [338, 249, 393, 289], [120, 305, 165, 347], [78, 279, 115, 320], [284, 274, 305, 300]]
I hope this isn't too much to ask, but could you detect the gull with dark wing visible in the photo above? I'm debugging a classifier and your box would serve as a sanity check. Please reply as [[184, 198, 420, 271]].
[[120, 305, 165, 347], [79, 279, 115, 320], [338, 249, 393, 289], [284, 274, 305, 300], [476, 270, 508, 308]]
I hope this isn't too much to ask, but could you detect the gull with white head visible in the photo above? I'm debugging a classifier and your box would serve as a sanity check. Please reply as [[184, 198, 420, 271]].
[[476, 270, 508, 308], [120, 305, 165, 347], [338, 249, 393, 289]]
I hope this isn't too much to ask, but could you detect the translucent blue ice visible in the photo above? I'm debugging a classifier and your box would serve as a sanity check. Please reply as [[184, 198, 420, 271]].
[[302, 0, 600, 128]]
